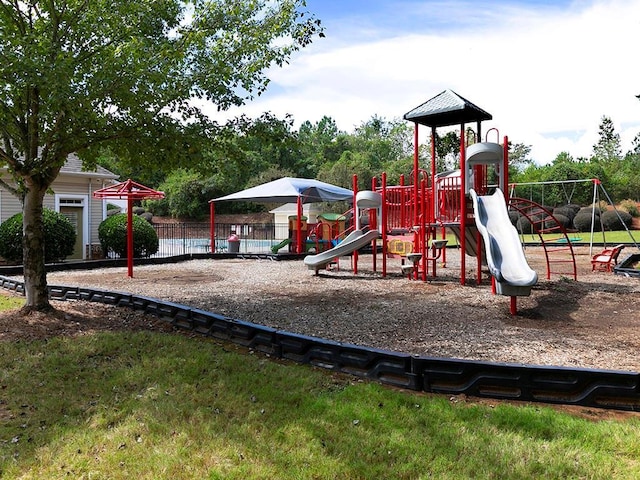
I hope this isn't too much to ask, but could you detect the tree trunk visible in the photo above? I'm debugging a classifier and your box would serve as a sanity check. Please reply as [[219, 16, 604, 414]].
[[22, 184, 51, 312]]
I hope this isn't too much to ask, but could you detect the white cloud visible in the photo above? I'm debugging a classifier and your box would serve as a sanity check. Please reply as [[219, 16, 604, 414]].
[[207, 0, 640, 165]]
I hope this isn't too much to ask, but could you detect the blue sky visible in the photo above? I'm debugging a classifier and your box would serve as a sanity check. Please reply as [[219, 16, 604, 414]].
[[210, 0, 640, 165]]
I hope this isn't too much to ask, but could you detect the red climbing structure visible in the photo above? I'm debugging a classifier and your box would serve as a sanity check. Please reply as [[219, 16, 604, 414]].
[[351, 90, 577, 312]]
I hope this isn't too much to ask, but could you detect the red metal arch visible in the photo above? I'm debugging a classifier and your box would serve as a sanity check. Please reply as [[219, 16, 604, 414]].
[[508, 197, 577, 281]]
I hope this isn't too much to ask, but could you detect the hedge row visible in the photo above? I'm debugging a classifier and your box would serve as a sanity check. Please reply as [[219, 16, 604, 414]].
[[509, 204, 633, 233]]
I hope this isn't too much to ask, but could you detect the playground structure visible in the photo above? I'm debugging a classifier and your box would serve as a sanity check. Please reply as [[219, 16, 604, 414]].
[[304, 90, 580, 314]]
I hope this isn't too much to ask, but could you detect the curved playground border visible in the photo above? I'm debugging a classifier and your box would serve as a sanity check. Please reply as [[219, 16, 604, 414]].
[[1, 256, 639, 412]]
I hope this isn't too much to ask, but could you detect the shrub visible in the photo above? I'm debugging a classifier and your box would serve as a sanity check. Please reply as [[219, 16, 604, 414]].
[[0, 209, 76, 263], [573, 212, 600, 232], [545, 213, 571, 230], [567, 204, 582, 215], [516, 215, 540, 234], [601, 210, 632, 231], [619, 199, 639, 217], [98, 213, 159, 258], [553, 206, 576, 221], [578, 206, 603, 217]]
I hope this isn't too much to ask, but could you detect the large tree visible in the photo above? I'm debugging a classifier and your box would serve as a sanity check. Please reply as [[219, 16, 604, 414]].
[[0, 0, 322, 312]]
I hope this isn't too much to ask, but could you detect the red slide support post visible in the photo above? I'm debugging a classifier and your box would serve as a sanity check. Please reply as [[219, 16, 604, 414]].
[[352, 174, 359, 274], [510, 296, 517, 316]]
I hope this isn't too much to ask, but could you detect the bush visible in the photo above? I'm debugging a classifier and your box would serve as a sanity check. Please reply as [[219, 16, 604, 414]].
[[578, 206, 603, 217], [516, 215, 540, 234], [0, 209, 76, 263], [567, 204, 582, 215], [619, 199, 639, 217], [98, 213, 159, 258], [545, 213, 572, 230], [573, 212, 600, 232], [601, 210, 632, 231], [552, 206, 577, 221], [508, 211, 520, 226]]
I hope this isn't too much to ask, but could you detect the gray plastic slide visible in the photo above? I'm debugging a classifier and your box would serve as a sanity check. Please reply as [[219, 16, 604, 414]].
[[303, 229, 380, 272], [470, 188, 537, 296]]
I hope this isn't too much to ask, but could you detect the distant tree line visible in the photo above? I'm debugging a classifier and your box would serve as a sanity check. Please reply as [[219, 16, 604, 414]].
[[99, 113, 639, 219]]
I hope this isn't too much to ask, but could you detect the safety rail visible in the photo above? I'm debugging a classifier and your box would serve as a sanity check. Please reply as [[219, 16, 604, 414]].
[[1, 272, 638, 411]]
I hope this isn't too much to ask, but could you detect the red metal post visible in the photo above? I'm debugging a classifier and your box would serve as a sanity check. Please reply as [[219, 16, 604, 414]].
[[413, 122, 419, 226], [209, 201, 215, 254], [510, 296, 517, 315], [503, 135, 509, 191], [352, 174, 358, 274], [127, 196, 134, 278], [371, 176, 377, 273], [381, 172, 387, 277], [399, 174, 406, 228], [421, 178, 427, 281], [296, 196, 303, 254], [459, 123, 466, 285]]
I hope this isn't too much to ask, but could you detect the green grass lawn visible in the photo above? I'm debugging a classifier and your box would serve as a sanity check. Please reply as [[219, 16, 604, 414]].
[[2, 327, 640, 479], [435, 230, 637, 247], [517, 230, 637, 245]]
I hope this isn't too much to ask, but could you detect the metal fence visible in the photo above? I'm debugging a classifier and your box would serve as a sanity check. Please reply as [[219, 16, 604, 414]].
[[152, 222, 289, 257]]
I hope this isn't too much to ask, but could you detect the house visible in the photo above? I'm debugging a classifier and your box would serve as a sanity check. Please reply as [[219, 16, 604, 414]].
[[1, 155, 119, 260]]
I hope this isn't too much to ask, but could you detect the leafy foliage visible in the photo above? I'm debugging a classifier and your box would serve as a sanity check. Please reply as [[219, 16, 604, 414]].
[[573, 212, 601, 232], [98, 214, 159, 258], [620, 199, 640, 217], [0, 0, 323, 309], [144, 169, 216, 220], [601, 210, 632, 231], [0, 210, 75, 263]]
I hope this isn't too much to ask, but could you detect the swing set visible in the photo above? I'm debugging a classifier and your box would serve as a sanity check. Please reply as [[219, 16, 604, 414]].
[[508, 178, 639, 254]]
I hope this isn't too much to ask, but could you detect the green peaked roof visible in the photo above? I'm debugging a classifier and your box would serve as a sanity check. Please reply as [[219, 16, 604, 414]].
[[404, 89, 492, 127]]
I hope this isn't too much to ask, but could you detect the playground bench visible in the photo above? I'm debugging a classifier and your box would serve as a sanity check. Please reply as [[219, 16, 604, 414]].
[[591, 244, 625, 272]]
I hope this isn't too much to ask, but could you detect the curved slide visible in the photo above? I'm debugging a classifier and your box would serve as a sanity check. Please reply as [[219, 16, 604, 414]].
[[305, 190, 382, 273], [303, 229, 380, 272], [470, 188, 537, 296]]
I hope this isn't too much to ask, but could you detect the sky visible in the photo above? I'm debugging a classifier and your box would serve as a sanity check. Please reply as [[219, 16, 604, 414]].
[[209, 0, 640, 165]]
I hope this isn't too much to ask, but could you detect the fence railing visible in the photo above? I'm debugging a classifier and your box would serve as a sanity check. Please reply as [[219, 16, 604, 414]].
[[152, 222, 290, 257]]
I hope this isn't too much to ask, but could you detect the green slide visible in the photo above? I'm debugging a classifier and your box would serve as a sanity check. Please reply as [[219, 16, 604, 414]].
[[271, 238, 291, 254]]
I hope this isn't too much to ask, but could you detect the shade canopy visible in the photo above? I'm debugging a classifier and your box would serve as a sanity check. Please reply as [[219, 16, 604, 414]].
[[211, 177, 353, 204], [93, 179, 165, 200], [404, 89, 492, 128]]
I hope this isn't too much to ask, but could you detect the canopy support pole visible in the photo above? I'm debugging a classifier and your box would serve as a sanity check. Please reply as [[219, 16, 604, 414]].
[[296, 197, 303, 254], [127, 196, 134, 277]]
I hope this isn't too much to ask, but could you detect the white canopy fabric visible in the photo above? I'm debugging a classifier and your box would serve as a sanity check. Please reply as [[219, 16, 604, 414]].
[[211, 177, 353, 204]]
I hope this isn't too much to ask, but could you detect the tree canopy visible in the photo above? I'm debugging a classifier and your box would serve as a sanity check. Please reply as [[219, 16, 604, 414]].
[[0, 0, 323, 311]]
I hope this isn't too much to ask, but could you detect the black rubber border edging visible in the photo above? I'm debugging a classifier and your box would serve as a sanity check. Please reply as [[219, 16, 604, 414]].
[[1, 266, 639, 411]]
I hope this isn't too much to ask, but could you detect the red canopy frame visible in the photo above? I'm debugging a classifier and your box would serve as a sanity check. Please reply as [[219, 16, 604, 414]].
[[93, 179, 164, 277]]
